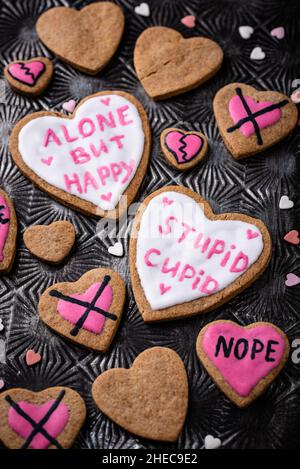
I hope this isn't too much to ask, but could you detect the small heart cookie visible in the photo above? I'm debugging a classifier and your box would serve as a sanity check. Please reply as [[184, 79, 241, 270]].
[[0, 387, 86, 449], [92, 347, 188, 442], [196, 320, 290, 407], [160, 128, 208, 171], [39, 268, 125, 352], [0, 189, 17, 274], [36, 3, 125, 75], [134, 27, 223, 100], [214, 83, 298, 159], [24, 221, 76, 264], [4, 57, 53, 96], [130, 186, 271, 322]]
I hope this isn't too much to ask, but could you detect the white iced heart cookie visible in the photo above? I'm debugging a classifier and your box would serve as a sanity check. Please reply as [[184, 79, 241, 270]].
[[9, 91, 150, 219], [130, 186, 272, 322]]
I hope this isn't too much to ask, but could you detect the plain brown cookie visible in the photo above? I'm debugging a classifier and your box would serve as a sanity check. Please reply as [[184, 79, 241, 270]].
[[160, 128, 208, 171], [196, 320, 290, 408], [4, 57, 53, 97], [9, 90, 151, 220], [36, 2, 125, 75], [39, 268, 125, 352], [130, 185, 272, 322], [0, 188, 17, 274], [23, 221, 76, 264], [134, 27, 223, 100], [92, 347, 188, 442], [0, 386, 86, 449], [213, 83, 298, 159]]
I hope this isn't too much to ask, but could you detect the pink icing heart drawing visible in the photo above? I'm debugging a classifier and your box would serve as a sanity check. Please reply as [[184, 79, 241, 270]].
[[57, 281, 113, 334], [8, 61, 45, 87], [165, 131, 203, 164], [247, 229, 259, 239], [8, 400, 69, 449], [201, 322, 287, 398], [0, 197, 10, 262]]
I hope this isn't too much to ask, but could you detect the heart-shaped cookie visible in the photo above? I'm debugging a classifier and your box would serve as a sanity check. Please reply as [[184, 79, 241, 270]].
[[4, 57, 53, 96], [0, 189, 17, 274], [24, 221, 76, 264], [0, 387, 86, 449], [36, 3, 125, 75], [130, 186, 271, 322], [92, 347, 188, 442], [39, 268, 125, 352], [160, 128, 208, 170], [9, 91, 150, 219], [213, 83, 298, 159], [134, 27, 223, 100], [196, 320, 290, 407]]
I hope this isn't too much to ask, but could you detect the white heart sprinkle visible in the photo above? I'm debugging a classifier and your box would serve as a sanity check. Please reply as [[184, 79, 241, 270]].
[[0, 319, 4, 332], [108, 242, 124, 257], [205, 435, 222, 450], [250, 47, 266, 60], [239, 26, 254, 39], [279, 195, 294, 210], [134, 3, 150, 17], [0, 379, 4, 390]]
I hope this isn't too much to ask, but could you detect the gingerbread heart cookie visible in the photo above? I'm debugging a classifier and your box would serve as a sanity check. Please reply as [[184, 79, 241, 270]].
[[134, 27, 223, 100], [160, 128, 208, 170], [0, 386, 86, 449], [24, 221, 76, 264], [36, 3, 125, 75], [9, 91, 151, 219], [196, 320, 290, 407], [0, 189, 17, 274], [4, 57, 53, 96], [213, 83, 298, 159], [92, 347, 188, 442], [130, 186, 272, 322], [39, 268, 125, 352]]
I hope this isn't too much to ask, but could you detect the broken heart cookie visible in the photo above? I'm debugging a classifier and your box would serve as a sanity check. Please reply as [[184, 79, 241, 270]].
[[92, 347, 188, 442], [196, 320, 290, 407], [130, 186, 272, 322], [24, 221, 76, 264], [36, 2, 125, 75], [0, 189, 17, 274], [134, 27, 223, 100], [0, 386, 86, 449], [4, 57, 53, 96], [213, 83, 298, 159], [160, 128, 208, 171], [9, 91, 151, 219], [39, 268, 125, 352]]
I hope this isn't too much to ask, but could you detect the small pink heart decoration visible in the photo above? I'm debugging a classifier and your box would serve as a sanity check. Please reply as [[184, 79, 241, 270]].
[[0, 379, 5, 390], [284, 230, 300, 245], [62, 99, 76, 113], [25, 350, 42, 366], [270, 27, 285, 39], [285, 273, 300, 287], [181, 15, 196, 28]]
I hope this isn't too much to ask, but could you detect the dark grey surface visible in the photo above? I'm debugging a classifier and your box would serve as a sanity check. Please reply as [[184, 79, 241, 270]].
[[0, 0, 299, 449]]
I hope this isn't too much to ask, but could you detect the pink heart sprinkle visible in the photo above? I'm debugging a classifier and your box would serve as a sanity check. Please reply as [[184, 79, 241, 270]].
[[285, 273, 300, 287], [162, 196, 174, 206], [101, 192, 112, 202], [41, 157, 53, 166], [62, 99, 76, 113], [247, 229, 259, 240], [0, 379, 5, 390], [284, 230, 300, 245], [159, 283, 171, 295], [181, 15, 196, 28], [270, 27, 285, 39], [291, 91, 300, 104], [25, 350, 41, 367]]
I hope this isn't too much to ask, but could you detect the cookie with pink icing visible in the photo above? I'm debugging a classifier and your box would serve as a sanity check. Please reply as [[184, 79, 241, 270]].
[[38, 268, 125, 352], [0, 188, 17, 274], [130, 185, 272, 322], [196, 320, 290, 407], [0, 386, 86, 449], [160, 128, 208, 171], [213, 83, 298, 159], [4, 57, 53, 96]]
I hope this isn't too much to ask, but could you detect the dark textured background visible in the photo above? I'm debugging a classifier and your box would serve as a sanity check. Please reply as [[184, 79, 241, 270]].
[[0, 0, 299, 450]]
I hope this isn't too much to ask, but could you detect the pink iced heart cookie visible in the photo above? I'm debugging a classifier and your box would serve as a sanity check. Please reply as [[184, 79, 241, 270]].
[[161, 128, 208, 171], [0, 387, 86, 449], [39, 268, 126, 352], [197, 320, 290, 407], [130, 186, 272, 322], [8, 61, 45, 86], [213, 83, 298, 159], [4, 57, 53, 96]]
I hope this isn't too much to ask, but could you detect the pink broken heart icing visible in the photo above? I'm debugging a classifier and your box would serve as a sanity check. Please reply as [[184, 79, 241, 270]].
[[0, 196, 10, 262], [8, 400, 69, 449], [229, 95, 282, 138], [8, 61, 45, 86], [165, 131, 203, 164], [201, 322, 287, 397], [57, 282, 113, 334]]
